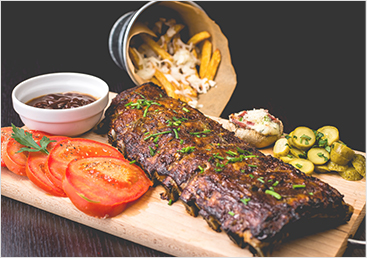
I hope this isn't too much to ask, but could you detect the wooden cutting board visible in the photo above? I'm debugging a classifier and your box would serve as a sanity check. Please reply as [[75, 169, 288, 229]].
[[1, 93, 365, 257]]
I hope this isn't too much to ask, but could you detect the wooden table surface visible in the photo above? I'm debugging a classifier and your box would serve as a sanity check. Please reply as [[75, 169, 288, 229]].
[[1, 1, 365, 257]]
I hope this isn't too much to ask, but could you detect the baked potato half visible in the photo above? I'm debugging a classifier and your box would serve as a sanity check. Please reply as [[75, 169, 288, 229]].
[[227, 109, 283, 148]]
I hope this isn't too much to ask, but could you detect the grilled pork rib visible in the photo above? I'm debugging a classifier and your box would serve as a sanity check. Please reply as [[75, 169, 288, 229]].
[[99, 83, 353, 256]]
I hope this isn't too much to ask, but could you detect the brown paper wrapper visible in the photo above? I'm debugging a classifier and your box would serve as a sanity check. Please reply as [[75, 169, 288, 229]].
[[126, 1, 237, 117]]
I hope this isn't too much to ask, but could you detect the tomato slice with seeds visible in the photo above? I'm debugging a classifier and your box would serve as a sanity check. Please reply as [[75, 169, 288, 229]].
[[62, 156, 152, 218], [47, 138, 125, 190], [3, 129, 53, 176], [26, 136, 69, 197], [1, 127, 13, 167]]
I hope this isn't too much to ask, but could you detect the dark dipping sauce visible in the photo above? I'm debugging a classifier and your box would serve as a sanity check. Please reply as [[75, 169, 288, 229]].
[[26, 92, 97, 109]]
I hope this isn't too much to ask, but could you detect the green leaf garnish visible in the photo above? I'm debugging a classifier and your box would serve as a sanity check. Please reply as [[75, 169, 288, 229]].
[[11, 124, 55, 155]]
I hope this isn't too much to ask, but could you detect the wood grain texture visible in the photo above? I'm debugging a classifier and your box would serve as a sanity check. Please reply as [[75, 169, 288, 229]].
[[1, 104, 365, 257]]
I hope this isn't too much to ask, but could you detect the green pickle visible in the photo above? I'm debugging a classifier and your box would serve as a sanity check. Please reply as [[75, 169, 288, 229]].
[[327, 161, 349, 173], [314, 164, 330, 173], [291, 126, 316, 150], [330, 142, 355, 165], [351, 154, 366, 177], [338, 166, 363, 181]]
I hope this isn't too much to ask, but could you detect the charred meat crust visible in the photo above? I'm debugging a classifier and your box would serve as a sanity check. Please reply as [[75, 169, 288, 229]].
[[102, 82, 353, 256]]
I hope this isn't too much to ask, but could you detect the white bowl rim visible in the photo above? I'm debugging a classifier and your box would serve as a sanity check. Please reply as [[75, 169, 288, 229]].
[[12, 72, 109, 123]]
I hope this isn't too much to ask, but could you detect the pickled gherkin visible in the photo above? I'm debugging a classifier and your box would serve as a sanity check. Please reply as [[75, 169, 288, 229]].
[[314, 164, 330, 173], [327, 161, 349, 173], [307, 148, 329, 165], [273, 138, 289, 158], [330, 142, 355, 165], [351, 154, 366, 177], [274, 124, 362, 180], [338, 166, 363, 181], [291, 126, 316, 150], [317, 126, 339, 146]]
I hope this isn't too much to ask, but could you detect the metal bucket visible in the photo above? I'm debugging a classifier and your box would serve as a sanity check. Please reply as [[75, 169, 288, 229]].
[[108, 1, 204, 85]]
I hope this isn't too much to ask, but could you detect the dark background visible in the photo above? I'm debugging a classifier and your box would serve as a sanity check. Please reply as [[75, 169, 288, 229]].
[[1, 1, 365, 151], [1, 1, 366, 257]]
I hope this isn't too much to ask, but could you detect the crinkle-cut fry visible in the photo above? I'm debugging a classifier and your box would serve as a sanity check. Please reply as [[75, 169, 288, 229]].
[[154, 69, 179, 99], [140, 34, 173, 61], [159, 24, 185, 50], [187, 31, 211, 45], [199, 40, 212, 78], [129, 47, 143, 70], [204, 49, 221, 81]]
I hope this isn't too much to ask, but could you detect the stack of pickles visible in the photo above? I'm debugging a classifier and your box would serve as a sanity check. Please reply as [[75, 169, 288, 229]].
[[273, 125, 365, 180]]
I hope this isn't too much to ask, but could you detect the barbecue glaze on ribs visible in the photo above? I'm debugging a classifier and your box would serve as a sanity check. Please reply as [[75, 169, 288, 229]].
[[99, 83, 353, 256]]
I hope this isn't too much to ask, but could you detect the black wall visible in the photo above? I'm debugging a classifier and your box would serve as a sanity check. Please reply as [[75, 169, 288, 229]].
[[2, 1, 365, 151]]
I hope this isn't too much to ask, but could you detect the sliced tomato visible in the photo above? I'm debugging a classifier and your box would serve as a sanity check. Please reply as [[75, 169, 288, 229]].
[[26, 136, 69, 197], [1, 127, 13, 167], [62, 156, 152, 218], [47, 138, 125, 190], [3, 129, 53, 176]]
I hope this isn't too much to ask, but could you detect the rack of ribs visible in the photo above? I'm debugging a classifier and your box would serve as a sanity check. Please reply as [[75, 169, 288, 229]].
[[98, 82, 353, 256]]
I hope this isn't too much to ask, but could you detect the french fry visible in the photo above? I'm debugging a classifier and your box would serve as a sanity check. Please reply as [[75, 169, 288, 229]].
[[129, 47, 143, 70], [204, 49, 221, 81], [159, 24, 185, 50], [140, 34, 173, 61], [180, 82, 198, 98], [154, 69, 179, 99], [171, 81, 193, 103], [150, 77, 162, 87], [187, 31, 211, 45], [199, 40, 212, 78]]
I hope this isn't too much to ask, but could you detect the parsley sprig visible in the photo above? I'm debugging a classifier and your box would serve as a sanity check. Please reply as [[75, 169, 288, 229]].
[[11, 124, 55, 154]]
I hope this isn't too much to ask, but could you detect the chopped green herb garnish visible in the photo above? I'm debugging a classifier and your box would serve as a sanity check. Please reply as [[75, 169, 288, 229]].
[[228, 211, 235, 216], [198, 165, 204, 174], [180, 139, 184, 144], [236, 147, 252, 155], [292, 184, 306, 189], [173, 128, 179, 139], [248, 164, 258, 168], [249, 174, 254, 178], [212, 153, 225, 160], [309, 192, 314, 195], [241, 198, 251, 205], [149, 146, 156, 156], [177, 146, 195, 154], [226, 150, 238, 156], [129, 160, 137, 164], [295, 163, 303, 168], [265, 190, 282, 200], [153, 136, 160, 143], [144, 130, 172, 141], [272, 180, 279, 187], [300, 134, 311, 145], [257, 177, 265, 183], [189, 129, 211, 135], [168, 199, 173, 205], [317, 152, 329, 161], [182, 107, 190, 112]]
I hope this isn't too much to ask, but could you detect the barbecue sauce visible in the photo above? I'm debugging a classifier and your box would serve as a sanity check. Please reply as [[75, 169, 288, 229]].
[[26, 92, 97, 109]]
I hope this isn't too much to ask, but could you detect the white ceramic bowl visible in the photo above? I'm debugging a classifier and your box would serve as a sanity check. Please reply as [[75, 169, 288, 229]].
[[12, 72, 109, 136]]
